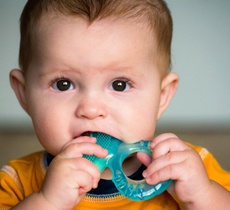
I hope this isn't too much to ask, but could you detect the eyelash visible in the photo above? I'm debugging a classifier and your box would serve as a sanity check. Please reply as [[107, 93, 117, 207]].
[[50, 76, 66, 86], [110, 77, 134, 91], [50, 76, 74, 90], [115, 77, 133, 86]]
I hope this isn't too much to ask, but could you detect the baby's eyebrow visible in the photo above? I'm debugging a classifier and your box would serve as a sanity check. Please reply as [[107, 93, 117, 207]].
[[37, 67, 78, 79]]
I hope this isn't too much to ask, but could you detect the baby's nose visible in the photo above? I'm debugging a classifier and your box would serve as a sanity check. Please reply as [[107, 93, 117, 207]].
[[75, 94, 107, 120]]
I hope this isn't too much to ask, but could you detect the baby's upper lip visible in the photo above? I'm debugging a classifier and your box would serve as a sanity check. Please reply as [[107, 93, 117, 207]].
[[74, 128, 121, 141], [74, 131, 92, 139], [74, 130, 108, 139]]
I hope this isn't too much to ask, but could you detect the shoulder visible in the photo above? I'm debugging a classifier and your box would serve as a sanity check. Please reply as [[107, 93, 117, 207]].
[[1, 151, 46, 175], [187, 143, 210, 160], [187, 142, 223, 168], [0, 151, 46, 192], [0, 151, 47, 205], [188, 143, 230, 190]]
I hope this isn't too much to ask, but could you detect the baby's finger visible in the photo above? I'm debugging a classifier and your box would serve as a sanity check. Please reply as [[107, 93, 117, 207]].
[[145, 161, 184, 185], [144, 146, 202, 184], [74, 169, 95, 192], [151, 133, 178, 147], [59, 142, 108, 159], [49, 156, 102, 189], [61, 136, 97, 151], [151, 135, 190, 160], [71, 158, 102, 189], [137, 152, 152, 167], [143, 150, 187, 181]]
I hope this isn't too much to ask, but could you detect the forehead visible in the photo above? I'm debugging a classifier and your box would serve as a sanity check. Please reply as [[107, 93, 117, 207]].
[[36, 11, 156, 39], [32, 14, 158, 67]]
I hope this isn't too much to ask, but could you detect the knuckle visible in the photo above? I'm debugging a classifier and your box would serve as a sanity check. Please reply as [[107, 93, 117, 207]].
[[165, 151, 174, 162]]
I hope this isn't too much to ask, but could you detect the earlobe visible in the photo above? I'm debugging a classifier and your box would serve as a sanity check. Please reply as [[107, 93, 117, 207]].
[[10, 69, 28, 113], [157, 72, 179, 119]]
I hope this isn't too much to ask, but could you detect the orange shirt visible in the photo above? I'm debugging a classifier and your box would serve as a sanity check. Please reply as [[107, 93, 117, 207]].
[[0, 145, 230, 210]]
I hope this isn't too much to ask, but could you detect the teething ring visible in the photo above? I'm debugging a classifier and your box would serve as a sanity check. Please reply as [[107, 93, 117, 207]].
[[83, 132, 172, 201]]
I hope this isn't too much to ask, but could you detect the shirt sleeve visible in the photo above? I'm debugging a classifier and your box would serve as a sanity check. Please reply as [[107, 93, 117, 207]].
[[0, 151, 45, 209], [203, 150, 230, 190], [0, 165, 24, 209], [191, 144, 230, 191]]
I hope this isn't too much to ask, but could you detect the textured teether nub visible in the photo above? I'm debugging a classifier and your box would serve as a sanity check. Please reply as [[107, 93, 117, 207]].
[[83, 132, 114, 172]]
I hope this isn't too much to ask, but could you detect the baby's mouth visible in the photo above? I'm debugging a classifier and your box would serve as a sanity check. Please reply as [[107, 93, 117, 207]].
[[80, 131, 91, 137]]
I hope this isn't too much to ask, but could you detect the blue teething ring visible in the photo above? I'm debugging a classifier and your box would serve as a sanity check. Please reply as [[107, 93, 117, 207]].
[[83, 132, 172, 201]]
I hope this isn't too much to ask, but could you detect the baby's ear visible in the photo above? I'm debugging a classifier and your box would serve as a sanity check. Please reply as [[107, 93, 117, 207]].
[[10, 69, 28, 113], [157, 72, 179, 119]]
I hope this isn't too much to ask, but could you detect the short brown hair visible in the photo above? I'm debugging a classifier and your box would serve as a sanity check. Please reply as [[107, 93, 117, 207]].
[[19, 0, 172, 74]]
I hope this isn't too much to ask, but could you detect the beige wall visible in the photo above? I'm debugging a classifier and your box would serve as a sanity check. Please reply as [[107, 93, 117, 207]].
[[0, 132, 229, 171]]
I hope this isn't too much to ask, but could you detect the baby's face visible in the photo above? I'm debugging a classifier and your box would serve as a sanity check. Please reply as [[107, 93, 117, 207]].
[[24, 15, 165, 155]]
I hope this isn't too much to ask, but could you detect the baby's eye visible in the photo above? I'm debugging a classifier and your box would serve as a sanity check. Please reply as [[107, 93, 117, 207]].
[[52, 79, 74, 91], [110, 80, 131, 92]]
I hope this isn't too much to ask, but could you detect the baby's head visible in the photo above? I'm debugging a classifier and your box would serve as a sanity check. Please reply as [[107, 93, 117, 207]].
[[19, 0, 172, 76], [11, 0, 178, 155]]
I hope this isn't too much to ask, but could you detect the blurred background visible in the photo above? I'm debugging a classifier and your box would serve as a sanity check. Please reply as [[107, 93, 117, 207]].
[[0, 1, 230, 170]]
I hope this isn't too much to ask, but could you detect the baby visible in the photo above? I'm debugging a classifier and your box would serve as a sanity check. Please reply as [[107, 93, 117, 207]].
[[1, 0, 230, 209]]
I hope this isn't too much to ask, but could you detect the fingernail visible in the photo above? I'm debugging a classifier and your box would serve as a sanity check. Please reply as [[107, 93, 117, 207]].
[[145, 177, 151, 184], [93, 182, 98, 189]]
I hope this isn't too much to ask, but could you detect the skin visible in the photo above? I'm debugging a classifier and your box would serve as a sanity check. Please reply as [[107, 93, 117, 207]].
[[10, 15, 229, 210]]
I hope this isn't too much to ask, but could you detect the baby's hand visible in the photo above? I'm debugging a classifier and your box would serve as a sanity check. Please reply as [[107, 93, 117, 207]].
[[39, 136, 108, 209], [139, 133, 211, 207]]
